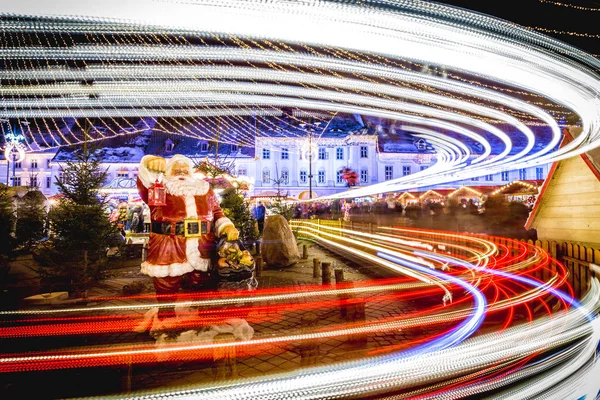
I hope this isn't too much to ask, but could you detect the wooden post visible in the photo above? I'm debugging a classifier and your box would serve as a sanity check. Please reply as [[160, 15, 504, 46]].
[[141, 243, 148, 262], [302, 244, 308, 260], [321, 262, 332, 285], [313, 258, 321, 278], [212, 333, 237, 381], [121, 356, 133, 392], [299, 313, 319, 366], [338, 278, 353, 318], [255, 256, 263, 278], [334, 268, 344, 284], [347, 298, 367, 345]]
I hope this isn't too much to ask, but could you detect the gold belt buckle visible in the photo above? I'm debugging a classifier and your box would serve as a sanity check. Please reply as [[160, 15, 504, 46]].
[[184, 218, 201, 238]]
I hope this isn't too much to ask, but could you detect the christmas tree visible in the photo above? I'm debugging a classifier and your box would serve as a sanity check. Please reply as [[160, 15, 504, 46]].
[[0, 184, 16, 280], [42, 148, 119, 295], [220, 187, 258, 247], [15, 190, 46, 250]]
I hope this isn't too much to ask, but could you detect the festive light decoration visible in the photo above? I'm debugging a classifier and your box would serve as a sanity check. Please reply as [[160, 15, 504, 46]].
[[536, 0, 600, 12], [3, 132, 26, 164], [419, 190, 444, 200], [0, 0, 599, 200], [448, 186, 483, 198], [491, 180, 538, 196]]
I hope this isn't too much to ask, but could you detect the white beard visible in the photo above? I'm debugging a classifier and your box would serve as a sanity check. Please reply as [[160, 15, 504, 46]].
[[163, 175, 209, 197]]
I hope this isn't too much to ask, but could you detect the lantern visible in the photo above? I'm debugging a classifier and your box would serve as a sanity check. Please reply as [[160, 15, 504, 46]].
[[148, 179, 167, 206]]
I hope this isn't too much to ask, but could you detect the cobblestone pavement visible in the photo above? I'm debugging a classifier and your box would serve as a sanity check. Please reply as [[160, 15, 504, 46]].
[[0, 240, 455, 398]]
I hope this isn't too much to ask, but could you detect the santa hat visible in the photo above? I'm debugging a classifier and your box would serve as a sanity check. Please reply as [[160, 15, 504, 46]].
[[166, 155, 195, 176]]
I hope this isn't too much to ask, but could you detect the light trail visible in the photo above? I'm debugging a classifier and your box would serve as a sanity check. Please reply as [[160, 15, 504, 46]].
[[2, 0, 600, 195], [1, 225, 598, 398]]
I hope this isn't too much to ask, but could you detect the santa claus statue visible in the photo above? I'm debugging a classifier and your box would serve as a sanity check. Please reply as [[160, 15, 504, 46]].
[[137, 154, 239, 316]]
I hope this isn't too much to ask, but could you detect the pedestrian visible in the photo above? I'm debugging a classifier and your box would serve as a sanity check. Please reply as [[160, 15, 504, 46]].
[[254, 200, 266, 235]]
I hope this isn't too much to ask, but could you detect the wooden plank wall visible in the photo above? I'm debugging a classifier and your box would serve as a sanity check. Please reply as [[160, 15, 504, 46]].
[[531, 155, 600, 246]]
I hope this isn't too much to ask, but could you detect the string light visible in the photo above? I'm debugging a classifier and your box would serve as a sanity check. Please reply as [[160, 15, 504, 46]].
[[448, 186, 483, 198], [491, 180, 538, 196], [536, 0, 600, 12]]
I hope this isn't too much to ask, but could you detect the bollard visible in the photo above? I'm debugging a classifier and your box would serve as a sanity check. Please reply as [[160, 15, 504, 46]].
[[347, 298, 367, 345], [338, 280, 353, 318], [334, 268, 344, 284], [212, 333, 237, 381], [141, 243, 148, 262], [302, 244, 308, 260], [120, 356, 133, 392], [313, 258, 321, 278], [299, 313, 319, 366], [255, 256, 263, 278], [321, 262, 332, 285]]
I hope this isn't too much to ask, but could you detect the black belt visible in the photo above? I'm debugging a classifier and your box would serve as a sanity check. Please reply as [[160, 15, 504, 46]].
[[151, 220, 210, 237]]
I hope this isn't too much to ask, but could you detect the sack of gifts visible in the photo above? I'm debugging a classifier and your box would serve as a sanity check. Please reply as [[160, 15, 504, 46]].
[[215, 237, 255, 281]]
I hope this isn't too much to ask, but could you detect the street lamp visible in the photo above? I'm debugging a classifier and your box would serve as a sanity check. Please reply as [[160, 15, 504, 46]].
[[1, 119, 26, 187], [300, 120, 322, 200]]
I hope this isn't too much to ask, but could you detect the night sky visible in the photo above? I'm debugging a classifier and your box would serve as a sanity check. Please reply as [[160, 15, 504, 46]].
[[435, 0, 600, 56]]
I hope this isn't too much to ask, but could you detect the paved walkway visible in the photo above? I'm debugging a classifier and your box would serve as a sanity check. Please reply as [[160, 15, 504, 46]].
[[0, 240, 448, 398]]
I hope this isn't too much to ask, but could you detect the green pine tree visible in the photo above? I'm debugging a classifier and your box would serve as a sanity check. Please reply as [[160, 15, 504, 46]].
[[220, 187, 258, 246], [15, 190, 47, 250], [0, 184, 16, 258], [43, 148, 118, 295]]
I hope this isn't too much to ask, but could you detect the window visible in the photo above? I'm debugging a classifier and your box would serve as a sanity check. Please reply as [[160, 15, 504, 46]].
[[262, 148, 270, 159], [485, 174, 493, 181], [30, 177, 38, 187], [46, 176, 51, 188], [231, 144, 238, 153], [200, 142, 208, 152], [15, 161, 22, 169], [336, 148, 344, 160], [420, 166, 427, 171], [281, 170, 289, 184], [165, 139, 174, 152], [13, 177, 21, 186], [58, 172, 64, 183], [47, 159, 51, 169], [360, 146, 368, 158], [519, 168, 527, 180], [238, 168, 247, 176], [318, 148, 327, 160], [262, 169, 270, 184], [501, 171, 509, 181], [336, 170, 344, 184], [536, 167, 544, 180], [117, 171, 128, 178], [360, 169, 368, 183], [385, 166, 393, 181], [403, 166, 411, 176], [31, 159, 38, 169], [318, 170, 326, 184], [281, 148, 289, 160], [300, 170, 307, 184], [471, 176, 479, 181]]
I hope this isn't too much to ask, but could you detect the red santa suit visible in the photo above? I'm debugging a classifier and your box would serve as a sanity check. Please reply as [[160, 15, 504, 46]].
[[137, 155, 234, 280]]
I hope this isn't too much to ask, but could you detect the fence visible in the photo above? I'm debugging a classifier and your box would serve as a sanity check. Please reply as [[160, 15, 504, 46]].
[[291, 219, 600, 300]]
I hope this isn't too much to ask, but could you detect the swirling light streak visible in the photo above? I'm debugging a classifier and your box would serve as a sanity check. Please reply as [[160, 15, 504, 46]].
[[2, 0, 600, 197], [2, 224, 597, 398], [92, 281, 599, 400]]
